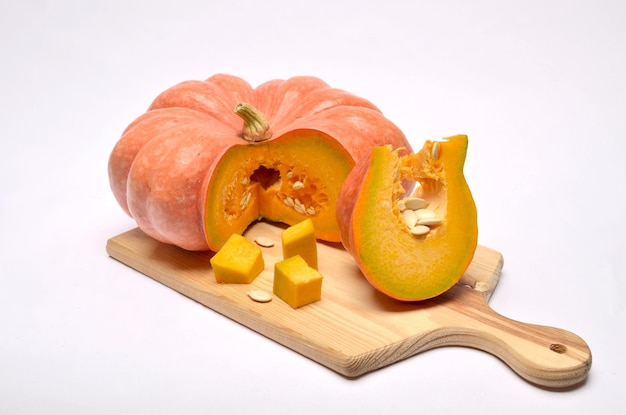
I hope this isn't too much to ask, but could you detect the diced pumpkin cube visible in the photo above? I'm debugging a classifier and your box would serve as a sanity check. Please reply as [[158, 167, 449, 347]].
[[273, 255, 323, 309], [281, 218, 318, 269], [210, 233, 264, 284]]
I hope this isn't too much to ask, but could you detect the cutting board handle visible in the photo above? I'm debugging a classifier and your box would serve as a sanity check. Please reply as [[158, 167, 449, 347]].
[[438, 290, 592, 389]]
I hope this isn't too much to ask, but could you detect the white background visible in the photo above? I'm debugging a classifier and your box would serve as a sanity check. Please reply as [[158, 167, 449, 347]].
[[2, 0, 624, 413]]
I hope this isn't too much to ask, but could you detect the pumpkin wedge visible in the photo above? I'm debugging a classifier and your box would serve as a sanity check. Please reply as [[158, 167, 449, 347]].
[[336, 135, 478, 301], [108, 74, 410, 251]]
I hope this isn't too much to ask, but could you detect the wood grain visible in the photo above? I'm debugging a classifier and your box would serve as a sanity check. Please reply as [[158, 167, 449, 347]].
[[106, 222, 591, 388]]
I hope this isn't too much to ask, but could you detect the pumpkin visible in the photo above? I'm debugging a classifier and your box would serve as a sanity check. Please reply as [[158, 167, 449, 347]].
[[209, 233, 264, 284], [281, 218, 318, 270], [273, 254, 324, 309], [336, 135, 478, 301], [108, 74, 410, 251]]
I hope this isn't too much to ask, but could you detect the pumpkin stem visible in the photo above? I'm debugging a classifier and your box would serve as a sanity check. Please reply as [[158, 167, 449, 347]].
[[235, 102, 272, 143]]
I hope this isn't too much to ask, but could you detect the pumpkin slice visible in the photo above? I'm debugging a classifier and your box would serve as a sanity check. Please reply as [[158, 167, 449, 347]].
[[336, 135, 478, 301]]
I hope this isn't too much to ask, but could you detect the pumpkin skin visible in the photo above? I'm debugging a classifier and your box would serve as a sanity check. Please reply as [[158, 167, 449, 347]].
[[336, 135, 478, 301], [108, 74, 410, 251]]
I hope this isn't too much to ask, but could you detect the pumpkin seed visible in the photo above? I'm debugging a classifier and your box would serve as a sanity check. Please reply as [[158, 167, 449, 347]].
[[286, 171, 294, 179], [284, 196, 294, 207], [247, 289, 272, 303], [240, 192, 251, 208], [402, 210, 418, 228], [254, 236, 275, 247], [414, 208, 436, 220], [292, 180, 305, 190], [409, 225, 430, 236], [431, 141, 440, 159], [293, 199, 306, 214], [474, 281, 489, 292], [417, 217, 442, 226], [404, 197, 428, 210], [306, 206, 316, 215]]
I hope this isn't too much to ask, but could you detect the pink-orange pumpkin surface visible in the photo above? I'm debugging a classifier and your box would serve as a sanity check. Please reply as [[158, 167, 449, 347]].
[[108, 74, 410, 251]]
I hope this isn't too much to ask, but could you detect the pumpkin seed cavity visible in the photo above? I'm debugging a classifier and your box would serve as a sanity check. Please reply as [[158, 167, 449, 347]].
[[397, 196, 442, 236], [237, 166, 326, 218], [279, 169, 326, 217], [396, 145, 444, 237], [250, 165, 280, 189]]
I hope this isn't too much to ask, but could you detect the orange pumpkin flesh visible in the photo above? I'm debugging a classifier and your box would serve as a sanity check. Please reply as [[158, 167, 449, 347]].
[[108, 74, 410, 251], [202, 129, 353, 249], [337, 135, 478, 301]]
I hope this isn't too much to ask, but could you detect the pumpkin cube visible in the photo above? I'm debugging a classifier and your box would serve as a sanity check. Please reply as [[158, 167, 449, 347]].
[[210, 233, 264, 284], [273, 255, 323, 309], [281, 218, 318, 269]]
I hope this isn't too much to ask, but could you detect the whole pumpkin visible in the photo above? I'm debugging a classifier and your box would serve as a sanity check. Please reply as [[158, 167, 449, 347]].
[[108, 74, 410, 251]]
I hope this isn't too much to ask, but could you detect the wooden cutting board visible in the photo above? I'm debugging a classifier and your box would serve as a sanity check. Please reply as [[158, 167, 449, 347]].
[[106, 221, 591, 388]]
